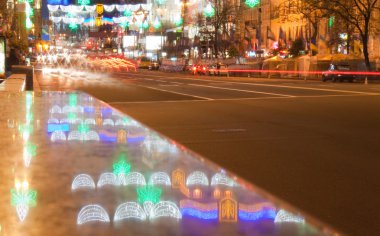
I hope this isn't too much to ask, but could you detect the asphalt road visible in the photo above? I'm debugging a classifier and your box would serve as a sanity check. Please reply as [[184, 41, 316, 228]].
[[37, 69, 380, 235]]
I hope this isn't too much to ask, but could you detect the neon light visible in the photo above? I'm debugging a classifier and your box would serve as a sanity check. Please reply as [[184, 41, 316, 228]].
[[180, 199, 218, 220], [51, 130, 67, 142], [72, 174, 96, 191], [97, 172, 118, 188], [238, 203, 277, 221], [48, 123, 70, 133], [148, 172, 171, 186], [211, 173, 236, 187], [219, 197, 238, 222], [186, 171, 209, 186], [77, 205, 110, 225], [137, 185, 162, 204], [23, 142, 36, 167], [124, 172, 146, 186], [181, 208, 218, 220], [114, 202, 147, 221], [150, 201, 182, 219], [274, 210, 305, 223]]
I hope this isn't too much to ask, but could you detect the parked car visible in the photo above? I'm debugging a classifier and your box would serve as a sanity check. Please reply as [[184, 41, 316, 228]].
[[148, 61, 159, 70], [208, 63, 228, 76], [322, 64, 355, 82]]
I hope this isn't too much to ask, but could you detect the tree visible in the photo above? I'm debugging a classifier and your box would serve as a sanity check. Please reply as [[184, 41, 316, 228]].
[[311, 0, 380, 70], [289, 38, 305, 56]]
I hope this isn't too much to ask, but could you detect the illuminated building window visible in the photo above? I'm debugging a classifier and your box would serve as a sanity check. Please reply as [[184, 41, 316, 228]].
[[77, 205, 110, 225], [219, 197, 238, 222], [172, 168, 185, 189], [193, 188, 202, 199], [213, 189, 221, 199]]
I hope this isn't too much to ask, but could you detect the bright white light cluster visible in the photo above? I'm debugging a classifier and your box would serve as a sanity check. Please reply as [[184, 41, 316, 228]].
[[114, 202, 147, 221], [51, 130, 67, 142], [274, 210, 305, 223], [50, 105, 62, 114], [48, 118, 59, 123], [72, 174, 96, 191], [148, 172, 171, 186], [16, 203, 29, 222], [85, 118, 96, 125], [97, 172, 118, 188], [211, 173, 236, 187], [115, 119, 126, 126], [77, 205, 110, 225], [186, 171, 209, 186]]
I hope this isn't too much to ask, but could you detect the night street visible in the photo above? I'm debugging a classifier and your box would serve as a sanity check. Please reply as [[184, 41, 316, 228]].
[[37, 69, 380, 235]]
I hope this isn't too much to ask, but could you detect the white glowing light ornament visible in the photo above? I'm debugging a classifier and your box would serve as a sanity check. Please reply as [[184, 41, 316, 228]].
[[97, 172, 118, 188], [148, 172, 171, 186], [186, 171, 209, 186], [274, 210, 305, 223], [114, 202, 147, 221], [72, 174, 96, 191], [77, 205, 110, 225]]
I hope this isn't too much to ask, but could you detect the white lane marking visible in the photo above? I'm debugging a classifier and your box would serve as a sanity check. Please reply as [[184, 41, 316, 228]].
[[132, 73, 380, 95], [189, 83, 294, 97], [137, 85, 213, 100], [108, 93, 379, 105]]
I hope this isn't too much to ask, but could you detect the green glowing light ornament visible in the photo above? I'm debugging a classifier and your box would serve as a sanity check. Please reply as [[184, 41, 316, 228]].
[[155, 0, 166, 5], [245, 0, 260, 8], [124, 9, 132, 17], [120, 21, 129, 29], [113, 154, 131, 175], [26, 18, 33, 29], [11, 189, 37, 207], [174, 15, 183, 26], [328, 16, 335, 28], [19, 124, 33, 135], [78, 123, 89, 133], [11, 188, 37, 221], [153, 18, 161, 29], [25, 142, 37, 157], [27, 8, 34, 17], [69, 93, 77, 107], [67, 112, 76, 121], [137, 185, 162, 204], [78, 0, 90, 6], [142, 20, 149, 29], [203, 3, 215, 17], [69, 23, 78, 31]]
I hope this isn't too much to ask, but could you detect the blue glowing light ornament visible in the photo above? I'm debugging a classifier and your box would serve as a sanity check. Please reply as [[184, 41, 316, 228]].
[[245, 0, 260, 8], [203, 2, 215, 17]]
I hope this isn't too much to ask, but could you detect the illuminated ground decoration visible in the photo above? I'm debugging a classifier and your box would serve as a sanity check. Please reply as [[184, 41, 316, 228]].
[[11, 183, 37, 222]]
